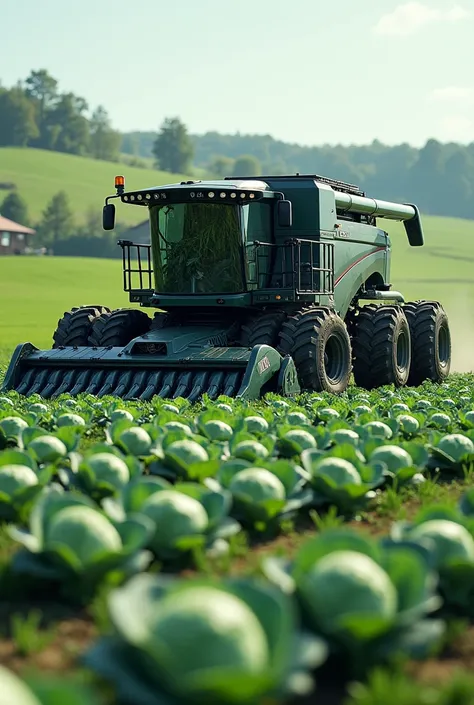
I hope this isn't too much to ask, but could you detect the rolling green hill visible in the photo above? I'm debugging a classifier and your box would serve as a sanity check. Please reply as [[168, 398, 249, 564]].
[[0, 212, 473, 373], [0, 148, 189, 226]]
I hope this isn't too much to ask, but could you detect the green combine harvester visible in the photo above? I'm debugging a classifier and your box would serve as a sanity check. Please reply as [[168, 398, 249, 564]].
[[2, 173, 451, 401]]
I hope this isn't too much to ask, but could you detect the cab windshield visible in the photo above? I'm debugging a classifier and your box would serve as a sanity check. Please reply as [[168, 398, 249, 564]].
[[150, 203, 245, 294]]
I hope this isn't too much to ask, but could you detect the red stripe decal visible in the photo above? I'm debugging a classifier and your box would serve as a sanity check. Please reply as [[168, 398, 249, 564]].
[[334, 246, 386, 286]]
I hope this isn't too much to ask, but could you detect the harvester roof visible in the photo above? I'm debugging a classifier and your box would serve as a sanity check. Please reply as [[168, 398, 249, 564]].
[[118, 179, 272, 207]]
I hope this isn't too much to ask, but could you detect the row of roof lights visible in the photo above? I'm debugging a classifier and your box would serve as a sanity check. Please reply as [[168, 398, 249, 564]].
[[122, 191, 256, 202]]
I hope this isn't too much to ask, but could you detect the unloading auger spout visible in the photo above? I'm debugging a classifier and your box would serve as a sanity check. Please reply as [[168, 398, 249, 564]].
[[334, 192, 424, 246]]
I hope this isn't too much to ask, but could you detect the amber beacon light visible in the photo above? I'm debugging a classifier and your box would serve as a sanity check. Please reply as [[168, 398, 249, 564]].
[[115, 175, 125, 195]]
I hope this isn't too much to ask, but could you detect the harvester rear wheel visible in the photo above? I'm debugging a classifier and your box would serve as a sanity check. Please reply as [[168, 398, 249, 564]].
[[52, 305, 110, 348], [351, 304, 411, 389], [404, 300, 451, 385], [240, 310, 287, 347], [277, 307, 352, 393], [88, 308, 151, 347]]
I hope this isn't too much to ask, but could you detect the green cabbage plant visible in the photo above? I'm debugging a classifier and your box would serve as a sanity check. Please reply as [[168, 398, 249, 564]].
[[57, 446, 141, 501], [391, 502, 474, 616], [362, 440, 429, 486], [0, 450, 52, 522], [83, 572, 328, 705], [263, 527, 444, 678], [428, 433, 474, 475], [0, 665, 101, 705], [103, 475, 241, 565], [217, 458, 313, 530], [300, 446, 385, 516], [8, 485, 154, 603]]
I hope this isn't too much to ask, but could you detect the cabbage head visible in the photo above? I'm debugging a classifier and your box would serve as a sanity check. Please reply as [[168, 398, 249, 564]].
[[46, 505, 123, 566], [228, 467, 287, 527], [9, 488, 154, 603], [0, 464, 42, 522], [409, 519, 474, 568], [147, 586, 269, 681], [84, 572, 328, 705], [140, 490, 209, 556], [0, 665, 41, 705], [299, 549, 397, 635]]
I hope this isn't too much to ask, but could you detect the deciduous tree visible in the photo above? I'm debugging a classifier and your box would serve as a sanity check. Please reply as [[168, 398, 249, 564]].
[[38, 191, 75, 248], [152, 117, 195, 174], [0, 192, 30, 225]]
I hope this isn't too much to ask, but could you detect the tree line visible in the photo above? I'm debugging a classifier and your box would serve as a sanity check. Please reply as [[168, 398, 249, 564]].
[[1, 69, 474, 222], [0, 69, 122, 161]]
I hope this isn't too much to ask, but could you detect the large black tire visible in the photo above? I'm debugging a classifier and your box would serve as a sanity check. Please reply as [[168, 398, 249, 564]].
[[240, 310, 287, 347], [404, 300, 451, 385], [88, 308, 151, 347], [52, 305, 110, 348], [351, 304, 411, 389], [277, 307, 352, 393]]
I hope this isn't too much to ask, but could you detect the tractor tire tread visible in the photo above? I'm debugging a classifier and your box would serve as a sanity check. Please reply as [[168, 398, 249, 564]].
[[277, 306, 352, 393], [351, 304, 411, 389], [240, 310, 287, 347], [404, 300, 451, 385], [88, 308, 151, 347], [52, 305, 110, 348]]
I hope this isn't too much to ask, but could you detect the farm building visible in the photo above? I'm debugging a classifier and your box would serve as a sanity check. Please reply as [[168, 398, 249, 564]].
[[0, 215, 36, 255]]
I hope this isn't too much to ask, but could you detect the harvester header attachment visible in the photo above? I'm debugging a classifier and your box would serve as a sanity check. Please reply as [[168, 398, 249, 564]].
[[3, 337, 300, 401]]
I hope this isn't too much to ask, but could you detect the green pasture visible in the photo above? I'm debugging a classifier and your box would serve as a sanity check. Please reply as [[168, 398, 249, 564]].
[[0, 257, 134, 363]]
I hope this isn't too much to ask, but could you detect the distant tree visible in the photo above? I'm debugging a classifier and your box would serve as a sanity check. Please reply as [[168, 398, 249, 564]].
[[207, 155, 235, 178], [89, 106, 121, 161], [0, 87, 39, 146], [121, 132, 140, 156], [152, 117, 195, 173], [24, 69, 58, 147], [408, 139, 445, 214], [232, 154, 261, 176], [38, 191, 75, 248], [443, 150, 474, 220], [47, 93, 90, 155], [76, 206, 104, 238], [0, 192, 30, 225]]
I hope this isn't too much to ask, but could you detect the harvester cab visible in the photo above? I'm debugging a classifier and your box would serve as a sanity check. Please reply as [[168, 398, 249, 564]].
[[2, 173, 451, 401]]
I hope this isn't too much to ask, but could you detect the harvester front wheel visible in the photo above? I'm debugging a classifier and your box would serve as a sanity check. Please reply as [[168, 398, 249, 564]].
[[351, 304, 411, 389], [278, 307, 352, 393], [52, 305, 110, 348], [240, 310, 287, 347], [404, 300, 451, 385], [88, 308, 151, 347]]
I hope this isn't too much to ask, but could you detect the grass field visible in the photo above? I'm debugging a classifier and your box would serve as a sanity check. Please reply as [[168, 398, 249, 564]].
[[0, 147, 190, 226], [0, 257, 134, 363], [1, 212, 473, 371]]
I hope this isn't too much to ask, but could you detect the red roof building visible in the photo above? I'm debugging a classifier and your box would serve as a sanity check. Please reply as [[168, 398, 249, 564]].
[[0, 215, 36, 255]]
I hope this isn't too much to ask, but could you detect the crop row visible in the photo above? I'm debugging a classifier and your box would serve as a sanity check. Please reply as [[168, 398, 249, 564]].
[[0, 378, 474, 703]]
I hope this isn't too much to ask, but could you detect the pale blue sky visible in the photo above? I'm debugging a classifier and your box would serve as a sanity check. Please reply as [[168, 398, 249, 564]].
[[2, 0, 473, 146]]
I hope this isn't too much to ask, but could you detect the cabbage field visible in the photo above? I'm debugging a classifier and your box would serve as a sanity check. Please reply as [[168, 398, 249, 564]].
[[2, 377, 474, 705]]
